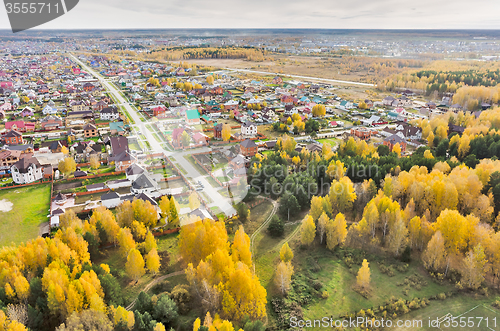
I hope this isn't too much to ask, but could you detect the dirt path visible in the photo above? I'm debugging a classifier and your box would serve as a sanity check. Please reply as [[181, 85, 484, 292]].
[[249, 196, 278, 261], [125, 270, 185, 311]]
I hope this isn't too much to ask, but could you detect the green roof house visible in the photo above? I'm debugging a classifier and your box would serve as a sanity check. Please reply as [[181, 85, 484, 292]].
[[185, 109, 200, 124]]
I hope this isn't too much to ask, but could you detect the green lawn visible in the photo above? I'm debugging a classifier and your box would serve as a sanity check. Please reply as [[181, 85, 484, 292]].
[[398, 296, 500, 330], [0, 184, 51, 247], [317, 137, 338, 147]]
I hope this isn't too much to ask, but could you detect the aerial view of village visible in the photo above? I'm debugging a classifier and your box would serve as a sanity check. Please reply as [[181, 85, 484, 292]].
[[1, 25, 500, 331]]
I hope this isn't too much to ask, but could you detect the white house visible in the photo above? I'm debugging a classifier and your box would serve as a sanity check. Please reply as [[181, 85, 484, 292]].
[[43, 105, 58, 115], [131, 173, 158, 194], [101, 192, 121, 209], [241, 121, 257, 137], [100, 107, 120, 121], [11, 157, 44, 184]]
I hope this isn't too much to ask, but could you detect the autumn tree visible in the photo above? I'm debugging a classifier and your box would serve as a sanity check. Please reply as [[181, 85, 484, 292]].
[[146, 248, 161, 275], [275, 261, 293, 294], [61, 146, 69, 155], [392, 143, 402, 157], [300, 215, 316, 246], [116, 200, 135, 228], [57, 309, 113, 331], [189, 192, 201, 211], [279, 242, 294, 263], [231, 226, 252, 267], [460, 244, 488, 290], [356, 259, 371, 290], [179, 219, 229, 266], [118, 227, 136, 258], [89, 154, 100, 170], [387, 216, 408, 256], [329, 177, 357, 214], [126, 248, 146, 282], [132, 199, 158, 228], [222, 124, 232, 141], [326, 213, 347, 250], [310, 196, 324, 221], [181, 131, 191, 147], [317, 212, 329, 244], [206, 75, 214, 85], [422, 231, 446, 271], [58, 157, 76, 177]]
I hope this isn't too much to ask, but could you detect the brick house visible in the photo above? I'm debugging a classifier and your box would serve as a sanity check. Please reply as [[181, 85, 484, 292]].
[[383, 134, 407, 153], [240, 139, 258, 157], [350, 127, 372, 140], [185, 109, 200, 125], [2, 130, 23, 145], [214, 123, 223, 140], [5, 120, 35, 133], [83, 124, 98, 138], [40, 115, 63, 130]]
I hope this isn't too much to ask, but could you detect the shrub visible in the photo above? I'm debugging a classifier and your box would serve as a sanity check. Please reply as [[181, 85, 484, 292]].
[[312, 281, 323, 291], [437, 293, 446, 300], [321, 291, 329, 299]]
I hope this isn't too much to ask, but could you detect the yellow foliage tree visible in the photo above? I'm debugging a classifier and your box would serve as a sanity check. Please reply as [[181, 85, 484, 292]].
[[300, 215, 316, 246], [125, 248, 145, 282], [279, 242, 294, 263], [356, 259, 371, 290]]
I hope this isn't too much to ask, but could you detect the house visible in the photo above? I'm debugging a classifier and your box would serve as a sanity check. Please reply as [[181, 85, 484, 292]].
[[383, 134, 407, 153], [351, 127, 372, 140], [450, 104, 463, 112], [100, 107, 120, 121], [152, 105, 167, 118], [272, 76, 283, 84], [86, 183, 106, 192], [214, 123, 223, 140], [339, 100, 353, 109], [240, 139, 258, 157], [83, 124, 98, 138], [109, 121, 126, 135], [109, 136, 135, 171], [11, 156, 44, 184], [2, 130, 23, 145], [93, 100, 108, 111], [383, 96, 396, 106], [125, 163, 145, 181], [185, 109, 200, 125], [20, 107, 34, 117], [40, 115, 63, 130], [192, 132, 208, 145], [223, 100, 239, 111], [131, 173, 158, 194], [448, 123, 465, 136], [101, 192, 121, 209], [69, 100, 87, 112], [5, 121, 35, 132], [241, 121, 257, 138], [0, 149, 21, 168], [394, 121, 422, 140], [42, 105, 58, 115], [0, 102, 12, 112]]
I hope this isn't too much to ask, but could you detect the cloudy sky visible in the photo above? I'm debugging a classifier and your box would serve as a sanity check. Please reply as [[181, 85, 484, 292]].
[[1, 0, 500, 30]]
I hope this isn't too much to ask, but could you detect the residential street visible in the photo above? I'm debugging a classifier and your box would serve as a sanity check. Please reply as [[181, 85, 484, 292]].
[[70, 54, 237, 216]]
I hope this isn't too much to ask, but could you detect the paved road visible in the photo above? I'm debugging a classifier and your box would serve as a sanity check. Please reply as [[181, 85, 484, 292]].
[[219, 68, 375, 87], [70, 53, 236, 216]]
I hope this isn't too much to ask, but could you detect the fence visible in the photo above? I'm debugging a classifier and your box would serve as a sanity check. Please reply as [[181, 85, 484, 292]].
[[0, 179, 52, 190]]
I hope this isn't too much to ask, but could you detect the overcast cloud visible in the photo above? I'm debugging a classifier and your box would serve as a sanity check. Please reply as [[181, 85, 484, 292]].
[[1, 0, 500, 30]]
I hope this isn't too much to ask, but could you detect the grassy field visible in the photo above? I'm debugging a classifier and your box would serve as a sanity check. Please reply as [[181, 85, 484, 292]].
[[396, 296, 500, 330], [0, 184, 51, 247]]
